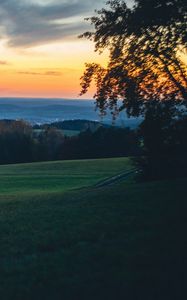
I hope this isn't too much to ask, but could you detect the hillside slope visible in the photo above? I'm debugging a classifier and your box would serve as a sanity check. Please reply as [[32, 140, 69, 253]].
[[0, 158, 186, 299], [0, 157, 132, 195]]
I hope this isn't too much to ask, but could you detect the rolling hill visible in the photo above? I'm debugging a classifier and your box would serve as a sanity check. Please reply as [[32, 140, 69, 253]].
[[0, 157, 186, 299]]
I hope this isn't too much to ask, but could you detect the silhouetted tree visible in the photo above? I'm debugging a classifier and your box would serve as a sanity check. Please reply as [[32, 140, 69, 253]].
[[134, 101, 187, 180], [79, 0, 187, 180], [80, 0, 187, 116]]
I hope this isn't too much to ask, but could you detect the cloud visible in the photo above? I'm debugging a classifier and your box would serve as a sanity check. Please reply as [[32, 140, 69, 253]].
[[0, 60, 9, 65], [44, 71, 62, 76], [18, 70, 62, 76], [0, 0, 104, 47]]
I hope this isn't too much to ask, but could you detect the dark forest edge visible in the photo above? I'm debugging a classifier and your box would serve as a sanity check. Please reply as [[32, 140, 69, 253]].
[[1, 104, 187, 182], [0, 119, 140, 165]]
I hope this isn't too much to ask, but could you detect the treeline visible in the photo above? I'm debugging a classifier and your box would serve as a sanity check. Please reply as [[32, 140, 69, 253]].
[[60, 126, 140, 159], [0, 120, 141, 164], [33, 119, 102, 131], [1, 112, 187, 182]]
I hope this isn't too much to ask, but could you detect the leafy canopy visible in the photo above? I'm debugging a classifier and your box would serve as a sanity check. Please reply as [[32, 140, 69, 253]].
[[80, 0, 187, 117]]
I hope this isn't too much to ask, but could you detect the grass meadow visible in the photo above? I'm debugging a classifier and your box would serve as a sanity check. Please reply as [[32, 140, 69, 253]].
[[0, 157, 185, 299], [0, 157, 132, 195]]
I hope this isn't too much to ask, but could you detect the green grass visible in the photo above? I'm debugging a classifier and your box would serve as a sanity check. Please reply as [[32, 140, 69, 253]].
[[34, 129, 80, 137], [0, 157, 132, 195], [0, 158, 186, 299], [63, 129, 80, 136]]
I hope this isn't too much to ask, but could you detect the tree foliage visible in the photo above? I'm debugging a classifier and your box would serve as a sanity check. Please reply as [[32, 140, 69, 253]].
[[134, 101, 187, 180], [80, 0, 187, 117]]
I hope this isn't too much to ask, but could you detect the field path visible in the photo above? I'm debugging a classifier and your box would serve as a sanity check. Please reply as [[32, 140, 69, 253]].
[[95, 169, 137, 188]]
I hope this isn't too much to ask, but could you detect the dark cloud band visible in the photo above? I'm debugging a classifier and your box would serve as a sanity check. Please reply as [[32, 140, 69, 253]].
[[17, 70, 62, 76], [0, 0, 104, 47]]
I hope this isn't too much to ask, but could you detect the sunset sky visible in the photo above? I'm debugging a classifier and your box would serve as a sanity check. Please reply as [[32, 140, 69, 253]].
[[0, 0, 185, 99], [0, 0, 110, 98]]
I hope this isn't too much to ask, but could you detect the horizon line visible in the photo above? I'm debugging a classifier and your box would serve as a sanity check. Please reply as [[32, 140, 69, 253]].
[[0, 97, 94, 101]]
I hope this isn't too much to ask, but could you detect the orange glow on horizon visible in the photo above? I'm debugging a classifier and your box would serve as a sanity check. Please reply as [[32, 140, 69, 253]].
[[0, 38, 186, 99], [0, 40, 108, 98]]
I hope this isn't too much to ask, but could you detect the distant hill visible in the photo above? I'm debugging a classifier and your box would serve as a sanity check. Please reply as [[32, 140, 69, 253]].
[[0, 98, 142, 127], [33, 119, 104, 131]]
